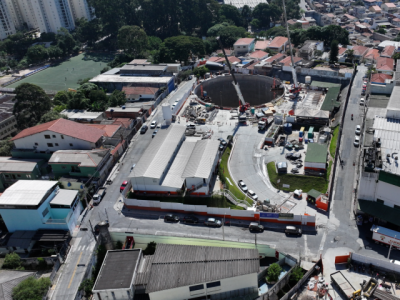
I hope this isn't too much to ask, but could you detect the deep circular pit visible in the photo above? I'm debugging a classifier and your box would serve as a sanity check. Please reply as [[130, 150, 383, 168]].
[[195, 74, 283, 107]]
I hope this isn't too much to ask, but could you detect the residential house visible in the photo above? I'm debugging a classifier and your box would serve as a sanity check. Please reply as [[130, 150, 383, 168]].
[[369, 5, 383, 15], [267, 36, 288, 53], [61, 110, 104, 123], [381, 45, 395, 57], [376, 56, 395, 74], [342, 14, 357, 23], [371, 18, 391, 29], [49, 149, 112, 185], [364, 48, 380, 63], [352, 45, 369, 61], [314, 3, 326, 12], [392, 17, 400, 26], [370, 73, 394, 94], [216, 49, 233, 56], [354, 6, 367, 18], [298, 40, 324, 60], [363, 0, 378, 8], [233, 38, 255, 56], [249, 50, 268, 60], [280, 56, 303, 72], [92, 245, 259, 300], [321, 13, 336, 26], [355, 22, 370, 33], [255, 40, 270, 51], [122, 86, 159, 102], [0, 181, 83, 233], [382, 2, 398, 13], [0, 157, 46, 192], [338, 46, 348, 62], [105, 106, 143, 119], [11, 119, 105, 153]]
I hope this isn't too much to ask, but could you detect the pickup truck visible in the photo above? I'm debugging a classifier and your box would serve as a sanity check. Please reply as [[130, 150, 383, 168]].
[[93, 187, 106, 205]]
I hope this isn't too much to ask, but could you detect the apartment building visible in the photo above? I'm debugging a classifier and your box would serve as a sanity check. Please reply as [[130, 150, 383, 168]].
[[0, 0, 16, 39]]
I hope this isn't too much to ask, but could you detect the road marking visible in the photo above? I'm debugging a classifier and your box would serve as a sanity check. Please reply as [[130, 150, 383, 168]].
[[68, 251, 83, 289], [318, 228, 328, 256]]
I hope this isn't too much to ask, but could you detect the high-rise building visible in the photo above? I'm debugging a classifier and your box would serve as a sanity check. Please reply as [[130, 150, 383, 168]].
[[1, 0, 93, 39], [0, 0, 16, 40]]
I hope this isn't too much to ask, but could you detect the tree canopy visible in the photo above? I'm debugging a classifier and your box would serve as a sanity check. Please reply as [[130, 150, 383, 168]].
[[13, 83, 52, 130], [158, 36, 205, 64], [329, 40, 339, 63], [3, 252, 23, 269], [12, 277, 52, 300], [118, 25, 148, 56]]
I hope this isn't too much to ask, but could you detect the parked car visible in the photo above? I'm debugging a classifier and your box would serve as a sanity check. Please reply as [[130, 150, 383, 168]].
[[150, 120, 157, 129], [140, 125, 148, 134], [238, 180, 248, 193], [248, 190, 258, 201], [355, 125, 361, 135], [249, 222, 264, 232], [360, 98, 365, 106], [354, 136, 360, 147], [164, 214, 179, 222], [220, 139, 227, 146], [219, 145, 224, 151], [285, 225, 302, 236], [93, 187, 106, 205], [291, 168, 299, 174], [152, 130, 158, 138], [120, 180, 128, 192], [186, 123, 196, 129], [296, 163, 303, 168], [286, 152, 301, 160], [204, 218, 222, 227], [183, 215, 199, 223], [94, 220, 109, 234]]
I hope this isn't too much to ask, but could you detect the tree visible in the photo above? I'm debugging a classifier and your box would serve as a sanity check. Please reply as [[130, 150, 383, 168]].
[[88, 90, 108, 111], [67, 91, 90, 110], [219, 25, 247, 47], [207, 22, 230, 37], [78, 83, 98, 97], [108, 90, 126, 107], [118, 25, 148, 56], [241, 5, 252, 28], [12, 277, 51, 300], [47, 46, 63, 59], [56, 28, 77, 55], [329, 40, 339, 63], [266, 263, 282, 282], [3, 252, 23, 269], [79, 278, 94, 297], [393, 52, 400, 60], [377, 27, 386, 34], [290, 266, 304, 283], [193, 66, 209, 78], [159, 36, 205, 64], [74, 18, 102, 46], [38, 111, 67, 124], [219, 5, 243, 26], [347, 49, 355, 62], [13, 83, 52, 130], [53, 90, 72, 106], [0, 138, 14, 156], [143, 242, 157, 255], [252, 3, 282, 28], [26, 45, 48, 63]]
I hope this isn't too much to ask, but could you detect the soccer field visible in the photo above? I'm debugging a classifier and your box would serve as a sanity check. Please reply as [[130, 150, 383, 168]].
[[8, 53, 114, 91]]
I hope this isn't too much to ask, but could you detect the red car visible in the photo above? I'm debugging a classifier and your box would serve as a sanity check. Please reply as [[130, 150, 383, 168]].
[[120, 180, 128, 192]]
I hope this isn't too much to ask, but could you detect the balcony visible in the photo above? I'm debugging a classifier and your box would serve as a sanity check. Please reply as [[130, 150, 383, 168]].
[[43, 210, 72, 225]]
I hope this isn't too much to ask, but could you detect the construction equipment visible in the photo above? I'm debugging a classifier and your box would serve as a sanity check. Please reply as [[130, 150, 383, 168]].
[[282, 0, 301, 96], [216, 36, 250, 122]]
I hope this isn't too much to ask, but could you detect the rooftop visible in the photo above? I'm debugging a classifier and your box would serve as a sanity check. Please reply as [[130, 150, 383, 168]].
[[364, 48, 380, 61], [11, 119, 105, 143], [268, 36, 288, 49], [128, 59, 149, 65], [376, 57, 394, 71], [305, 143, 328, 163], [93, 249, 141, 291], [145, 244, 259, 293], [310, 81, 341, 88], [371, 73, 392, 83], [0, 94, 15, 122], [0, 157, 43, 173], [352, 45, 369, 56], [222, 0, 268, 9], [120, 64, 167, 71], [131, 125, 186, 180], [381, 45, 395, 57], [255, 40, 271, 50], [50, 189, 78, 206], [249, 50, 268, 59], [60, 109, 104, 120], [280, 56, 303, 67], [234, 38, 255, 46], [0, 270, 35, 300], [106, 106, 142, 113], [49, 149, 110, 167], [387, 86, 400, 113], [122, 86, 159, 97], [320, 86, 341, 111], [89, 74, 172, 84], [0, 180, 58, 206], [86, 124, 120, 137]]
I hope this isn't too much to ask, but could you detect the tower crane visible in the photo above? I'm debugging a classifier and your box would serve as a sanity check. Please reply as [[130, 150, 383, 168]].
[[216, 36, 250, 122], [282, 0, 301, 96]]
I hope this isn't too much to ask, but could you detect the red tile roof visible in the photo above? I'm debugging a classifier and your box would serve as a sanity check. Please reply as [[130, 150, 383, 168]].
[[344, 14, 356, 19], [268, 36, 288, 49], [112, 118, 132, 128], [280, 56, 302, 66], [255, 40, 271, 50], [384, 2, 396, 7], [393, 18, 400, 22], [249, 50, 268, 59], [288, 19, 297, 25], [122, 86, 159, 96], [86, 124, 120, 137], [246, 61, 259, 70], [338, 47, 347, 55], [12, 119, 105, 143], [371, 73, 393, 83], [207, 56, 240, 64], [381, 45, 395, 57], [370, 5, 381, 12], [352, 45, 369, 56], [364, 48, 380, 61], [265, 53, 286, 62], [234, 38, 255, 45], [376, 57, 394, 71], [216, 49, 233, 55]]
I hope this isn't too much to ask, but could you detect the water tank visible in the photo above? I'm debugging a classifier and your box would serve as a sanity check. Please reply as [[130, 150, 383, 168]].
[[162, 103, 172, 125], [305, 76, 311, 84], [250, 107, 255, 114], [203, 91, 208, 97], [283, 123, 293, 135], [286, 116, 295, 123], [274, 113, 283, 124]]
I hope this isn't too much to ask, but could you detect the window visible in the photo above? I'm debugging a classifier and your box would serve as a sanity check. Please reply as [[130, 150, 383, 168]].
[[42, 207, 49, 217], [189, 284, 204, 292], [377, 199, 384, 204], [206, 281, 221, 289], [55, 143, 59, 146], [44, 135, 50, 139], [47, 143, 53, 147], [69, 143, 73, 146], [26, 175, 31, 178], [17, 175, 21, 178], [52, 135, 56, 138], [61, 135, 64, 139]]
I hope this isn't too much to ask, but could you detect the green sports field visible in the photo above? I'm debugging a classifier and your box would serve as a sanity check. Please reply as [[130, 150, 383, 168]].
[[8, 53, 114, 91]]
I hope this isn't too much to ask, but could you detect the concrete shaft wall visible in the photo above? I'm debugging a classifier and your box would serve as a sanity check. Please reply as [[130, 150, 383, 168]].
[[195, 74, 282, 107]]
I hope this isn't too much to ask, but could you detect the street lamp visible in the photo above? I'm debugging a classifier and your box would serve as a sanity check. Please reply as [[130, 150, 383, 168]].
[[222, 213, 226, 241]]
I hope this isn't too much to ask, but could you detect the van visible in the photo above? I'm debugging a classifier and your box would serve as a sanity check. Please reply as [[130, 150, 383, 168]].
[[249, 222, 264, 232], [285, 226, 302, 236]]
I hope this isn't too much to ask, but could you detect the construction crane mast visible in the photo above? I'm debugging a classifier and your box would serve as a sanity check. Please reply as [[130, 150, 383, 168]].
[[216, 37, 250, 116], [282, 0, 301, 95]]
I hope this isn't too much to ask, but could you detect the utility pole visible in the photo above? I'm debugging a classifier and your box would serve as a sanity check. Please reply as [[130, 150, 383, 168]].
[[89, 220, 98, 241], [388, 236, 396, 259], [222, 213, 226, 241]]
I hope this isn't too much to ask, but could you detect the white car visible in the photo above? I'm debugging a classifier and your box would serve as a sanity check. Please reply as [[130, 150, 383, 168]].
[[238, 180, 248, 193], [150, 120, 157, 129], [247, 190, 258, 201], [354, 136, 360, 147], [355, 125, 361, 135], [360, 98, 365, 106]]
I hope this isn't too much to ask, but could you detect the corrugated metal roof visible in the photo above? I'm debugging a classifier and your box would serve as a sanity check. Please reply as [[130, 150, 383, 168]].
[[49, 149, 109, 167], [387, 86, 400, 112], [182, 140, 220, 179], [305, 143, 328, 163], [0, 270, 36, 300], [0, 180, 58, 206], [145, 244, 259, 293], [6, 231, 35, 249], [50, 189, 78, 206], [162, 141, 196, 189], [0, 157, 42, 172], [131, 125, 186, 180]]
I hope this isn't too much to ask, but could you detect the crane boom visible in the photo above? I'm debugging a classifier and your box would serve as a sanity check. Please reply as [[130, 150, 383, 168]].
[[282, 0, 300, 93]]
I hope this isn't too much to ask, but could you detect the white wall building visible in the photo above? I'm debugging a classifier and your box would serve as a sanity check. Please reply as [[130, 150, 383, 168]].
[[0, 0, 16, 39]]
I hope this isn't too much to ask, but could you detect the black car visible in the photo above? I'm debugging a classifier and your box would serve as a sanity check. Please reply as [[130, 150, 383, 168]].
[[140, 125, 148, 134], [94, 220, 109, 234], [183, 215, 199, 223], [285, 153, 293, 159], [164, 214, 179, 222], [219, 145, 225, 151]]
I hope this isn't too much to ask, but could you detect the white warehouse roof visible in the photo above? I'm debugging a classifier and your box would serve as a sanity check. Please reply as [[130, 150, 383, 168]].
[[0, 180, 58, 206], [182, 139, 220, 179], [131, 125, 186, 180]]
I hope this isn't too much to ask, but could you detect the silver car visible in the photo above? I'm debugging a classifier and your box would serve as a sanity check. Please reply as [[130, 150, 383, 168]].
[[354, 136, 360, 147], [248, 190, 258, 201], [204, 218, 222, 227]]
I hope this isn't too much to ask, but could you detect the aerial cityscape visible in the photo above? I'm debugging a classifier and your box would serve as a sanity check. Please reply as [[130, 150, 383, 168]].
[[0, 0, 399, 299]]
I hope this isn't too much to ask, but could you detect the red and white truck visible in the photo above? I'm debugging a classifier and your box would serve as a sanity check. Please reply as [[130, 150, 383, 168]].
[[371, 225, 400, 247]]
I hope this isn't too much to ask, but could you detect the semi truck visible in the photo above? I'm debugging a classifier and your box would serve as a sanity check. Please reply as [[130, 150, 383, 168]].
[[93, 187, 107, 205], [371, 224, 400, 246]]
